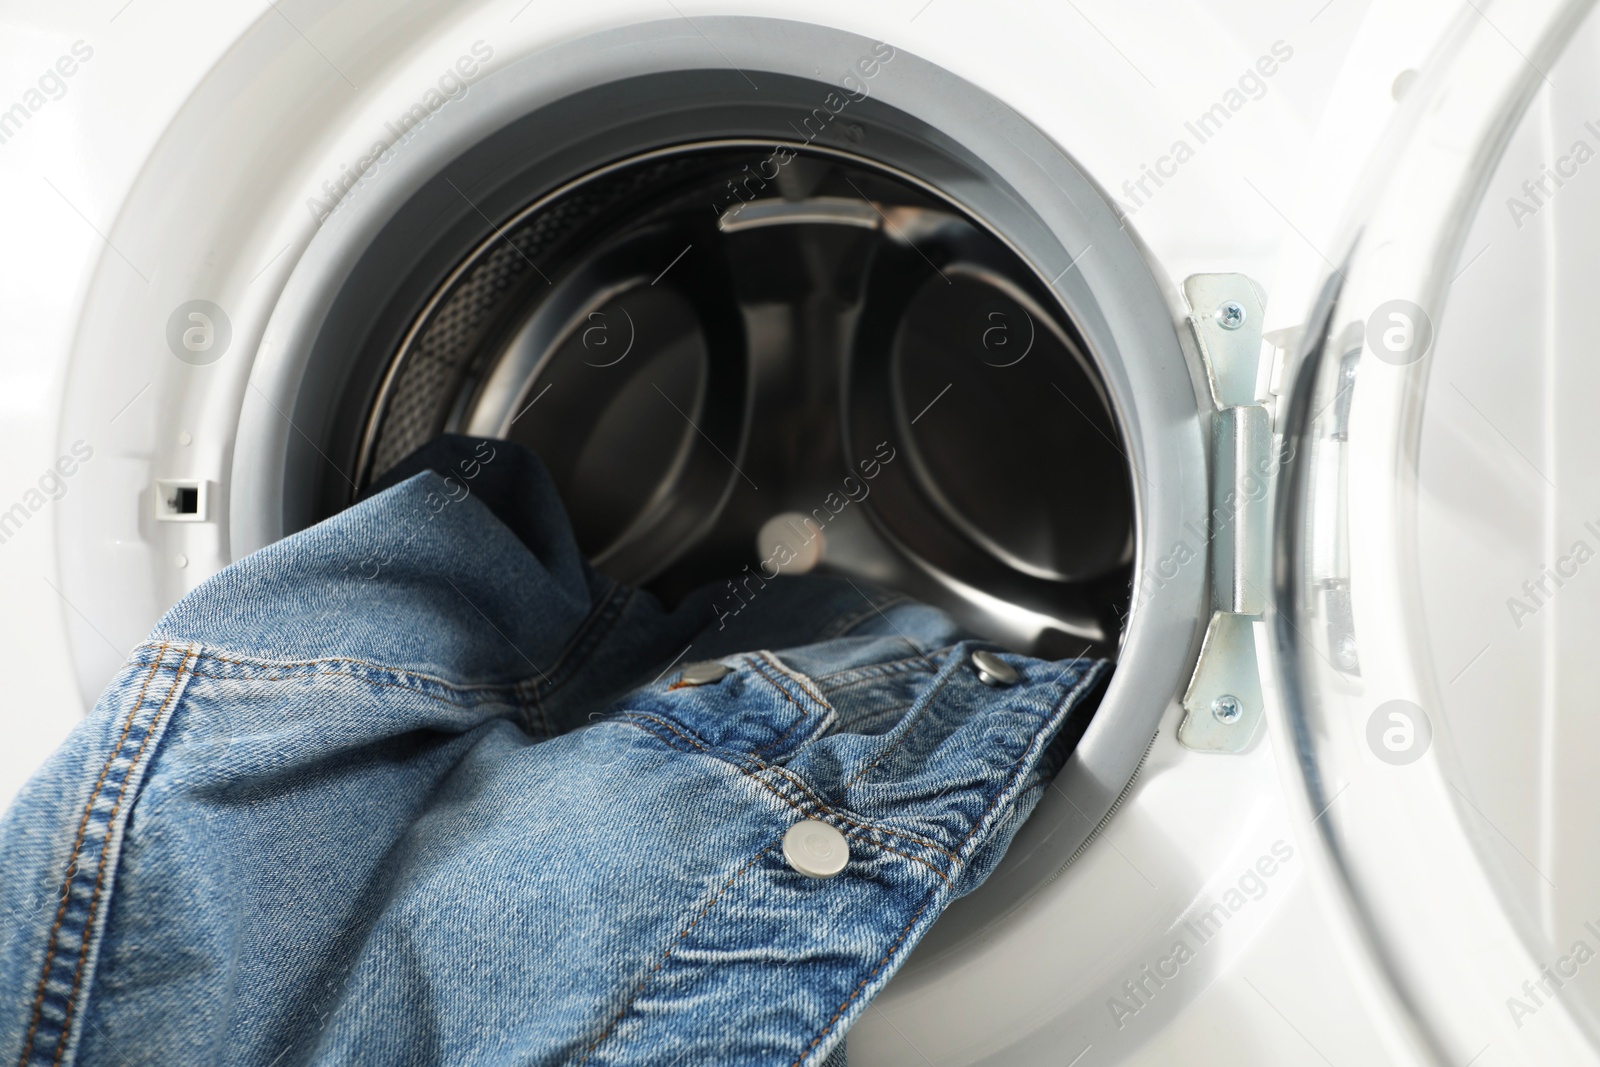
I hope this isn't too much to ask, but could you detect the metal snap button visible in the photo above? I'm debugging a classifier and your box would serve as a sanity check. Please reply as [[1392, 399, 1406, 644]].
[[782, 819, 849, 879], [970, 649, 1020, 687], [678, 661, 732, 685]]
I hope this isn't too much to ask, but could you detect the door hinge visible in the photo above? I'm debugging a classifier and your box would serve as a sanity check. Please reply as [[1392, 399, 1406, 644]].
[[1177, 273, 1274, 753]]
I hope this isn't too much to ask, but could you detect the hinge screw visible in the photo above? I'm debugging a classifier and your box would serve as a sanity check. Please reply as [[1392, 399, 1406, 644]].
[[1216, 302, 1246, 330], [1212, 693, 1243, 724]]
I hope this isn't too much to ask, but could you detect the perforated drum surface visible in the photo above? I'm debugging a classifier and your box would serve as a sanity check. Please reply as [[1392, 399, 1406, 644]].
[[361, 157, 704, 485]]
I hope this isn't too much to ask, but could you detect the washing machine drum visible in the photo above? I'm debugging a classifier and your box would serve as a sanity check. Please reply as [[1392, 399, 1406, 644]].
[[40, 23, 1229, 1067], [342, 145, 1134, 653]]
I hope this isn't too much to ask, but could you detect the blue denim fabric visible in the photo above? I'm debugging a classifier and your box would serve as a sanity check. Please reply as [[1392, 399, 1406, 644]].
[[0, 437, 1107, 1066]]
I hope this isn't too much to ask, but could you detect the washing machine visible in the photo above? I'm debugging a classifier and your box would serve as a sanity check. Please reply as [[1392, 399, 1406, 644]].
[[4, 0, 1600, 1063]]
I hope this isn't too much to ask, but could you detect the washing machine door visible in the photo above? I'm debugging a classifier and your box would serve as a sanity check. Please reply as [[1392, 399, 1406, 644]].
[[1272, 0, 1600, 1063]]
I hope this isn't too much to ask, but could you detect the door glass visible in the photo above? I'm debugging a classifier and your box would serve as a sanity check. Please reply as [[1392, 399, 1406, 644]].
[[1416, 6, 1600, 1007]]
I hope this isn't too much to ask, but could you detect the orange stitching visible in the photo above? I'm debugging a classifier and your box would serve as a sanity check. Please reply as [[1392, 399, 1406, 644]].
[[747, 659, 812, 721], [844, 835, 945, 880], [576, 843, 780, 1064], [795, 671, 1096, 1067], [734, 768, 948, 883], [947, 665, 1103, 858], [53, 646, 195, 1066], [620, 712, 712, 753], [632, 654, 1074, 871], [756, 651, 829, 709], [619, 713, 955, 864], [745, 655, 829, 757], [657, 655, 826, 757], [775, 659, 1106, 870], [617, 719, 950, 883], [833, 703, 916, 732], [614, 717, 696, 751], [839, 665, 957, 791], [758, 764, 957, 864], [609, 656, 1093, 1067], [790, 897, 937, 1067], [751, 699, 815, 757], [16, 643, 167, 1067]]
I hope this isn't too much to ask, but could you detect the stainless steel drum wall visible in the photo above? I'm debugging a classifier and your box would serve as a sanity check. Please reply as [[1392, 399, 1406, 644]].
[[348, 143, 1134, 654]]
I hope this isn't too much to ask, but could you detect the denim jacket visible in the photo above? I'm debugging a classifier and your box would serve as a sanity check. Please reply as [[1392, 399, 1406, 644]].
[[1, 438, 1107, 1066]]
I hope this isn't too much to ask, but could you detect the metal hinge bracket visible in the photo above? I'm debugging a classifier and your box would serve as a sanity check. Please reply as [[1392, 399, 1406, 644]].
[[1177, 273, 1273, 753]]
